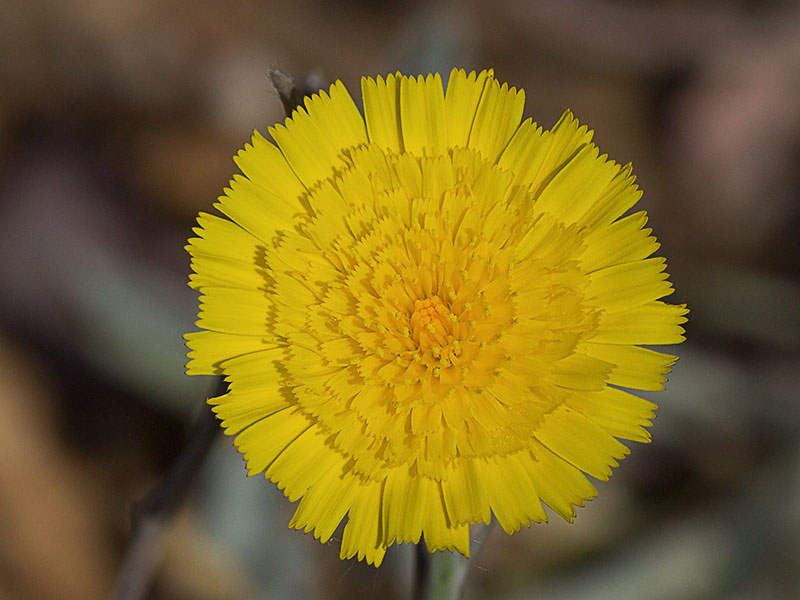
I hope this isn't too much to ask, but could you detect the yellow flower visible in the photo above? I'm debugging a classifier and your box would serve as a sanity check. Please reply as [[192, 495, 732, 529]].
[[185, 68, 687, 566]]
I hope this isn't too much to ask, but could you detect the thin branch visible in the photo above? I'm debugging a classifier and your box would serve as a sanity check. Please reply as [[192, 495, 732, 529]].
[[269, 68, 326, 116], [111, 69, 316, 600], [110, 379, 224, 600]]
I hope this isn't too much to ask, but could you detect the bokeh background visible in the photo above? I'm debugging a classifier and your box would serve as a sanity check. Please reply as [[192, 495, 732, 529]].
[[2, 0, 800, 598]]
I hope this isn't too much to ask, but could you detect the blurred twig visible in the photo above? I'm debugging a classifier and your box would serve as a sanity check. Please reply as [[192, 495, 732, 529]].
[[111, 69, 320, 600], [110, 379, 224, 600], [269, 68, 326, 116]]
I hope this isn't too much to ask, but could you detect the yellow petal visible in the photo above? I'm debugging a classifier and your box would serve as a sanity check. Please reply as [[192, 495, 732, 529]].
[[590, 302, 689, 345], [527, 440, 597, 522], [535, 405, 629, 481], [579, 210, 658, 272], [382, 466, 431, 544], [211, 387, 292, 435], [578, 162, 642, 227], [233, 130, 306, 202], [400, 73, 447, 156], [269, 81, 367, 187], [221, 130, 307, 234], [483, 453, 548, 533], [549, 352, 615, 391], [498, 109, 592, 192], [533, 144, 620, 225], [219, 348, 287, 391], [187, 212, 262, 263], [586, 257, 674, 310], [444, 68, 493, 148], [197, 287, 271, 335], [566, 386, 657, 443], [235, 407, 312, 476], [362, 73, 402, 152], [184, 330, 274, 375], [582, 343, 678, 391], [290, 461, 357, 542], [421, 481, 470, 555], [340, 479, 387, 566], [441, 459, 492, 526], [215, 175, 297, 243], [468, 77, 525, 162], [266, 424, 342, 502], [189, 255, 266, 291]]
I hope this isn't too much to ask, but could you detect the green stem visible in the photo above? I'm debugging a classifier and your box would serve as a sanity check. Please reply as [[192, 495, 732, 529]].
[[413, 523, 492, 600], [426, 550, 471, 600]]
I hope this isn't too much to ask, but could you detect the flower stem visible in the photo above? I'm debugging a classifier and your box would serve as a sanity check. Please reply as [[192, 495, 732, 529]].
[[412, 524, 492, 600], [412, 543, 430, 600], [426, 550, 470, 600]]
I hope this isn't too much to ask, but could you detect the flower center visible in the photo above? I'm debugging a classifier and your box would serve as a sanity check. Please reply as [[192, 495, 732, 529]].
[[280, 145, 595, 467], [410, 296, 450, 351]]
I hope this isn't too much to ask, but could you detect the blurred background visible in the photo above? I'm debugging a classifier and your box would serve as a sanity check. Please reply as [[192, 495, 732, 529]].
[[2, 0, 800, 598]]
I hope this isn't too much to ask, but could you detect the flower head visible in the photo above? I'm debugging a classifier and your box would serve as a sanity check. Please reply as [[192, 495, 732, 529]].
[[186, 69, 687, 566]]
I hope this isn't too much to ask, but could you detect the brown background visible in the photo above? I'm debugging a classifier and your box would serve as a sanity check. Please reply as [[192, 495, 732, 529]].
[[2, 0, 799, 598]]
